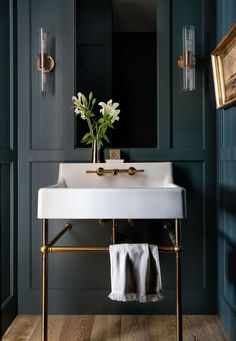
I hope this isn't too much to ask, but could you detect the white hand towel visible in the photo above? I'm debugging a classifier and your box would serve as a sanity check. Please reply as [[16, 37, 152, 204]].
[[108, 243, 164, 303]]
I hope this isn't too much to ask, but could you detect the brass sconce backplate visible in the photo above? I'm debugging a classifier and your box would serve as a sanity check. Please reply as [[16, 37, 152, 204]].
[[178, 55, 196, 69], [37, 54, 55, 73]]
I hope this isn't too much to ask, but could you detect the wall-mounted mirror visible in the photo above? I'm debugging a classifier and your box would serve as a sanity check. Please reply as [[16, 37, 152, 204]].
[[76, 0, 157, 149]]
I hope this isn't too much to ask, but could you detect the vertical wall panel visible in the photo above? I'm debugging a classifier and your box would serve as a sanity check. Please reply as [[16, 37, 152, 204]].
[[218, 159, 236, 339], [18, 0, 76, 314], [222, 111, 236, 147], [0, 164, 11, 304], [30, 161, 59, 289], [174, 162, 204, 290], [217, 0, 236, 339], [172, 0, 204, 148], [0, 0, 17, 336], [30, 0, 75, 151], [0, 0, 10, 149], [222, 162, 236, 313], [218, 158, 236, 340]]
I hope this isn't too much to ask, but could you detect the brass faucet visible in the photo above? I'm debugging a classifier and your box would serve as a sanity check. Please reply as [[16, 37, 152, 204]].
[[86, 167, 144, 176]]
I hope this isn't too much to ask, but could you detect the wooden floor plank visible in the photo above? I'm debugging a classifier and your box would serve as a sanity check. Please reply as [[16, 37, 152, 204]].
[[184, 315, 209, 341], [149, 315, 176, 341], [105, 315, 121, 341], [90, 315, 121, 341], [121, 315, 150, 341], [2, 315, 230, 341], [29, 315, 68, 341], [90, 315, 107, 340], [59, 315, 94, 341], [203, 315, 230, 341], [2, 315, 39, 341], [182, 316, 196, 341]]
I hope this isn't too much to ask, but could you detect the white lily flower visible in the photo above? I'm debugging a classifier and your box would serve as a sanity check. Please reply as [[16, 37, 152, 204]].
[[80, 112, 86, 120], [110, 110, 120, 123], [75, 108, 86, 120], [98, 99, 120, 123], [72, 92, 88, 119], [77, 92, 82, 103], [72, 91, 120, 146], [73, 92, 86, 109]]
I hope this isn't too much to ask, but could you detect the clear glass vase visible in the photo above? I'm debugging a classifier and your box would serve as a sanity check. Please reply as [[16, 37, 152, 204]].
[[91, 140, 101, 163]]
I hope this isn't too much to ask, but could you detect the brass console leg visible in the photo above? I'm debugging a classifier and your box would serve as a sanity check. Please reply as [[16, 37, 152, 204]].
[[112, 219, 117, 244], [175, 219, 182, 341], [41, 219, 48, 341]]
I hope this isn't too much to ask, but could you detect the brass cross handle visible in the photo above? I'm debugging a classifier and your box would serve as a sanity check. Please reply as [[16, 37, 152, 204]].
[[86, 167, 144, 176]]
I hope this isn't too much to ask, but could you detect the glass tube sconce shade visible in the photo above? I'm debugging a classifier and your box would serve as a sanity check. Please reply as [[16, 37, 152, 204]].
[[37, 28, 55, 95], [178, 25, 196, 91]]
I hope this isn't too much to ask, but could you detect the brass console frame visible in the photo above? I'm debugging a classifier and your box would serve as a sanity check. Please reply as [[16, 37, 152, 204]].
[[40, 219, 183, 341]]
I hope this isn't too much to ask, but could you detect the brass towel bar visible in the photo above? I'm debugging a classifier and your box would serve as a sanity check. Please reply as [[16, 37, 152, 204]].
[[86, 167, 144, 176], [42, 245, 182, 254]]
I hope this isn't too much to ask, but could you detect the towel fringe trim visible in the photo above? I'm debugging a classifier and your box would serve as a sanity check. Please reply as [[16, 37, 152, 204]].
[[108, 292, 164, 303]]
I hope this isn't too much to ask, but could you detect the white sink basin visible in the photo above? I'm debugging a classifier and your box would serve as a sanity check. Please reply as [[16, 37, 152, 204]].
[[37, 162, 186, 219]]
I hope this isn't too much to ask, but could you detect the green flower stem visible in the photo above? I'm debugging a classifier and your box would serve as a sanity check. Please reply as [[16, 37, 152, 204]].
[[96, 125, 101, 141], [87, 117, 96, 140]]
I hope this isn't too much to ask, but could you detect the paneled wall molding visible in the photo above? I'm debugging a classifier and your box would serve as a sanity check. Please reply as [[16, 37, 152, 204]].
[[0, 0, 17, 336], [223, 296, 236, 316], [217, 0, 236, 337], [27, 148, 213, 162], [220, 148, 236, 160], [18, 0, 217, 315], [218, 158, 236, 330]]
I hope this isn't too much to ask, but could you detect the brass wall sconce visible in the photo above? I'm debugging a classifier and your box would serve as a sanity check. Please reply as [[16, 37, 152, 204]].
[[178, 25, 196, 91], [37, 28, 55, 94]]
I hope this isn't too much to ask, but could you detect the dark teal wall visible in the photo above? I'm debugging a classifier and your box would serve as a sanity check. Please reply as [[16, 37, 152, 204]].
[[18, 0, 217, 315], [217, 0, 236, 339], [0, 0, 17, 336]]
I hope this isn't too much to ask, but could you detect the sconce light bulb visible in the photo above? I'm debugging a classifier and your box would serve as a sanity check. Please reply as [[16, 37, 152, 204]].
[[39, 28, 48, 94], [182, 25, 196, 91], [37, 28, 55, 95]]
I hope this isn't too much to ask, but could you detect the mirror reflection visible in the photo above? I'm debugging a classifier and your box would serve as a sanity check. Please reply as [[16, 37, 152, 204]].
[[112, 0, 157, 148], [76, 0, 157, 149]]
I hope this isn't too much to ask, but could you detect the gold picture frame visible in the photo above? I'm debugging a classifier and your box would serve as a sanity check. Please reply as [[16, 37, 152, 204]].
[[211, 23, 236, 109]]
